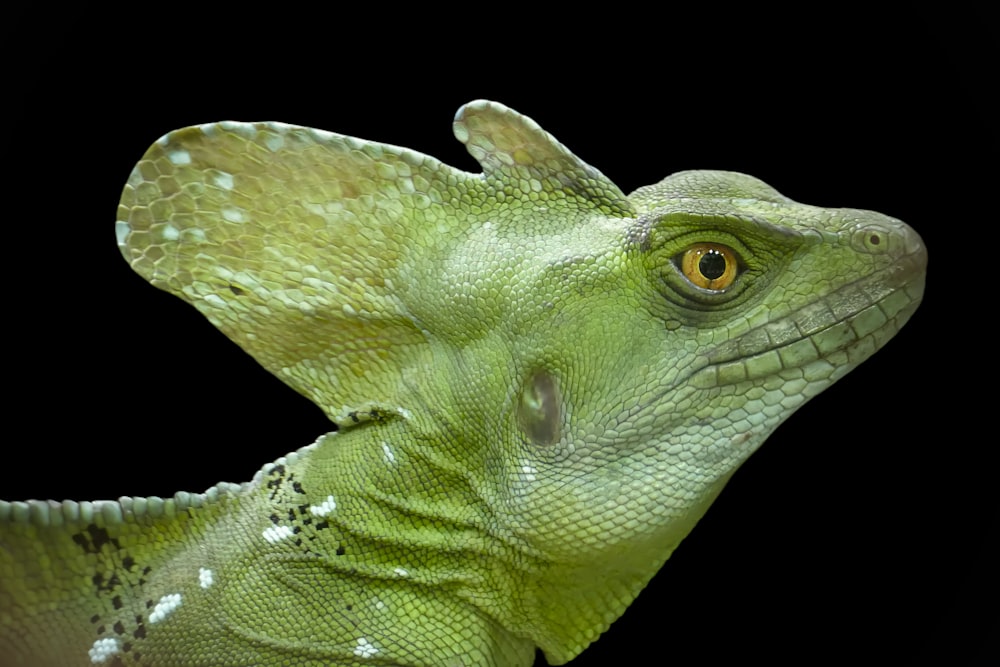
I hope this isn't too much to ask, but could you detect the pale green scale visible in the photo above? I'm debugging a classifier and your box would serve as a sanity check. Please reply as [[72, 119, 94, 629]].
[[0, 101, 924, 666]]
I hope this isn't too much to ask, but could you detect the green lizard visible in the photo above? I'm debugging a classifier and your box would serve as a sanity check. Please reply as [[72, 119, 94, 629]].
[[0, 100, 926, 666]]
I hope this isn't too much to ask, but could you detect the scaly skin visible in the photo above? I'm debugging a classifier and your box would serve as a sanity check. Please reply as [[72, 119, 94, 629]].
[[0, 101, 926, 666]]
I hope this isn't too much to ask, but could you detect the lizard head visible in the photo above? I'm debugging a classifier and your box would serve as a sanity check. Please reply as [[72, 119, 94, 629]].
[[118, 100, 926, 661], [493, 166, 927, 556]]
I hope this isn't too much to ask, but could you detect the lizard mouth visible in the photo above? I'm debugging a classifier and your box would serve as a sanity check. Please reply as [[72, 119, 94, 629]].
[[688, 246, 927, 388]]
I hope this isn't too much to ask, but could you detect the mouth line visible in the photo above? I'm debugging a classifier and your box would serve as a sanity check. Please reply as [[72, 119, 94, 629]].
[[628, 248, 925, 422], [688, 254, 926, 388]]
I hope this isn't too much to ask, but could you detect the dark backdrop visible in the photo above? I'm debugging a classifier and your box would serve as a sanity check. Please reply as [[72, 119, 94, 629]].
[[10, 9, 995, 665]]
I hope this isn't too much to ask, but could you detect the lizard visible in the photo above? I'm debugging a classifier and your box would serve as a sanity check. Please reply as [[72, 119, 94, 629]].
[[0, 100, 926, 666]]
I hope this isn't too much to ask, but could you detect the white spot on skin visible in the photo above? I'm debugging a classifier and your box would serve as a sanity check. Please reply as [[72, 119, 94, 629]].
[[88, 637, 120, 663], [520, 463, 537, 482], [167, 149, 191, 165], [393, 567, 409, 577], [162, 224, 180, 241], [263, 525, 294, 543], [126, 166, 144, 187], [212, 171, 234, 190], [221, 205, 246, 223], [264, 133, 285, 152], [309, 495, 337, 516], [115, 221, 130, 246], [185, 227, 207, 242], [381, 442, 395, 464], [219, 121, 257, 140], [148, 593, 183, 624], [198, 567, 213, 589], [353, 637, 379, 658]]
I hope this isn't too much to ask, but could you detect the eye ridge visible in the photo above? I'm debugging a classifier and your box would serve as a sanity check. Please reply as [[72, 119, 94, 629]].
[[679, 243, 739, 291]]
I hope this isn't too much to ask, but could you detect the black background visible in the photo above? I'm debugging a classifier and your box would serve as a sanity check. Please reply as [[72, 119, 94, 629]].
[[10, 8, 995, 665]]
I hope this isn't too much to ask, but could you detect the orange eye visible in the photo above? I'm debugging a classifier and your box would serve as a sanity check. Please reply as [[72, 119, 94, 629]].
[[679, 243, 739, 290]]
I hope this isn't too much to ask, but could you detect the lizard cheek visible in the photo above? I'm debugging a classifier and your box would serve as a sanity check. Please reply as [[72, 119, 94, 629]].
[[517, 370, 564, 447]]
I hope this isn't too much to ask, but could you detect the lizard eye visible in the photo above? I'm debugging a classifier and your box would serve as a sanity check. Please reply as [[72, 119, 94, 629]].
[[678, 243, 740, 291]]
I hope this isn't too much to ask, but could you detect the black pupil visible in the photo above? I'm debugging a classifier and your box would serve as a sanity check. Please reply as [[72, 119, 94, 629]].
[[699, 251, 727, 280]]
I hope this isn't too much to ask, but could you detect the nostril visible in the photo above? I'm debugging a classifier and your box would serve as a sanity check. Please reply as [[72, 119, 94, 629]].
[[848, 219, 926, 263], [850, 225, 891, 254]]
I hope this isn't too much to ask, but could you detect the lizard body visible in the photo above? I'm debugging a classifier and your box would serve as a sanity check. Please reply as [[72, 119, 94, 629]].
[[0, 101, 926, 666]]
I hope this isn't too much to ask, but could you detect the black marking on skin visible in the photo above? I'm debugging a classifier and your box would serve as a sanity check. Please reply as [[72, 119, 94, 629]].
[[228, 284, 245, 295], [265, 462, 355, 562], [89, 525, 119, 550], [92, 572, 122, 594], [85, 542, 159, 660], [266, 464, 289, 500], [343, 407, 391, 424], [72, 525, 121, 554], [72, 533, 90, 552], [72, 509, 173, 662]]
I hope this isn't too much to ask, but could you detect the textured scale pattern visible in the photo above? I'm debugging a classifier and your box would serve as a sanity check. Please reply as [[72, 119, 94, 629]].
[[0, 101, 926, 666]]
